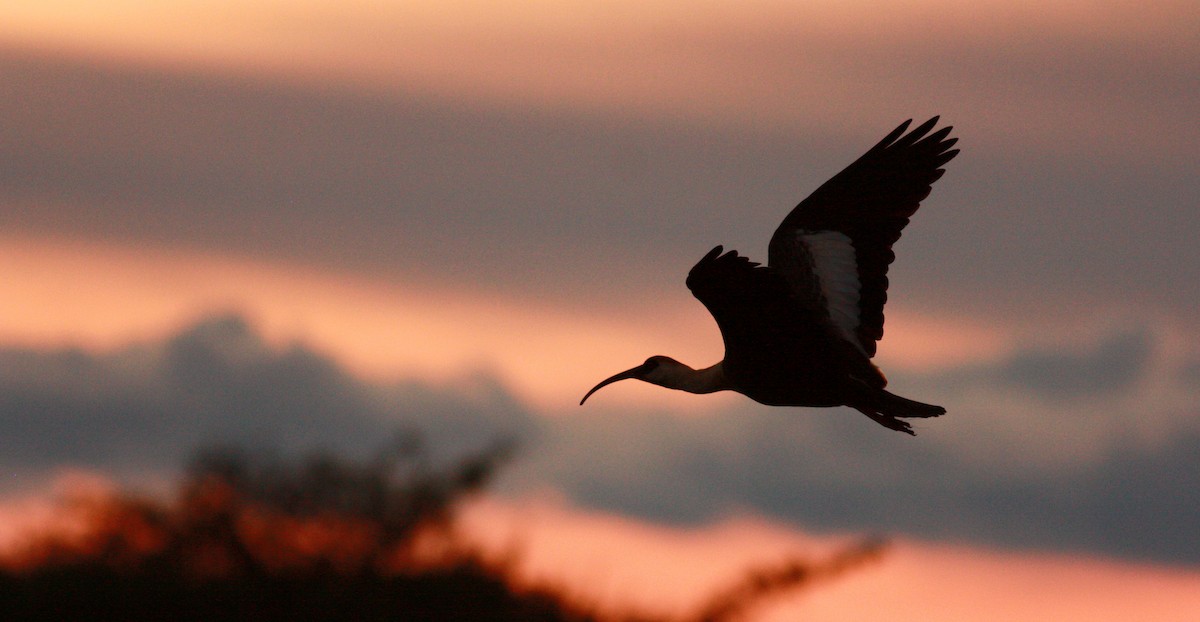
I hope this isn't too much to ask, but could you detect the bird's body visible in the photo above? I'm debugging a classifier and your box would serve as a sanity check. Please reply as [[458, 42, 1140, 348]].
[[581, 118, 959, 434]]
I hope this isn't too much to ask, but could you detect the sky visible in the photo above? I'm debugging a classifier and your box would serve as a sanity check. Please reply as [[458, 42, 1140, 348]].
[[1, 0, 1199, 618]]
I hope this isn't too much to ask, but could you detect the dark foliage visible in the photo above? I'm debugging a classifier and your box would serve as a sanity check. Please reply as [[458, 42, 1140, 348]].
[[0, 433, 880, 621]]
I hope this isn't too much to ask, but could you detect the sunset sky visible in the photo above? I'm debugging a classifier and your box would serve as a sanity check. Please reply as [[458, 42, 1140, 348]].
[[2, 1, 1199, 618]]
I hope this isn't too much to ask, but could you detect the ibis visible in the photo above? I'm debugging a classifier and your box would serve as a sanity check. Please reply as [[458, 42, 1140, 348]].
[[580, 117, 959, 434]]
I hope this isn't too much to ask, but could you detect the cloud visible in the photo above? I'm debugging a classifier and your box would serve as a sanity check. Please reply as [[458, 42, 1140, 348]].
[[999, 330, 1151, 397], [0, 314, 534, 484], [2, 45, 1198, 322], [3, 0, 1199, 576], [534, 406, 1200, 565], [965, 328, 1153, 399], [461, 498, 1200, 622], [3, 314, 1199, 564], [4, 1, 1196, 162], [529, 323, 1200, 564], [1179, 358, 1200, 386]]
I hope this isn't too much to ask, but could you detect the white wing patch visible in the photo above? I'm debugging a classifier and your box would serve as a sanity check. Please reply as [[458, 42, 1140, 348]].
[[798, 230, 864, 352]]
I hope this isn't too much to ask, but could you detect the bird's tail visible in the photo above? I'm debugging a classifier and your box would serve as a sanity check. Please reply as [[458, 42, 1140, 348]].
[[850, 389, 946, 435], [876, 390, 946, 419]]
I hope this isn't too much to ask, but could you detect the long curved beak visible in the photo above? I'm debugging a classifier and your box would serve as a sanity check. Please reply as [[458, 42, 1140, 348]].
[[580, 364, 648, 405]]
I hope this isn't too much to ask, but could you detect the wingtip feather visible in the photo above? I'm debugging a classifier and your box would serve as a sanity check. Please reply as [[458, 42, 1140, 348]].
[[895, 117, 941, 148], [934, 149, 960, 167], [916, 126, 954, 148], [874, 119, 913, 150]]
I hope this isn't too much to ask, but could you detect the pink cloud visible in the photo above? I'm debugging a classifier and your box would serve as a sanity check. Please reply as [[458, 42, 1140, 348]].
[[0, 236, 1009, 412], [462, 496, 1200, 621], [1, 1, 1193, 157]]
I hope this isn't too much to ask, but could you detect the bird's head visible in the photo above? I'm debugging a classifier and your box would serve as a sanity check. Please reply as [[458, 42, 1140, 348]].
[[579, 355, 685, 405]]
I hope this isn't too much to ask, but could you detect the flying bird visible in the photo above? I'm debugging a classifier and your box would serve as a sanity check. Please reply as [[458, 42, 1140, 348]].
[[580, 117, 959, 434]]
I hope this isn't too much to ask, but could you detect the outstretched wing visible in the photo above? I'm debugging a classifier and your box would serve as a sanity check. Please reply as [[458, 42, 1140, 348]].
[[768, 117, 958, 357], [687, 246, 792, 360], [686, 246, 883, 387]]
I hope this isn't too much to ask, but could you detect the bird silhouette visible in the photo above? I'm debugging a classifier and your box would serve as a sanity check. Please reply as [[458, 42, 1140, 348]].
[[580, 117, 959, 434]]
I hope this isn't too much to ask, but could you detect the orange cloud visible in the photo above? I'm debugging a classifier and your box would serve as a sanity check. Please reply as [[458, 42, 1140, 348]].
[[1, 0, 1194, 157], [0, 235, 1011, 412], [462, 495, 1200, 621]]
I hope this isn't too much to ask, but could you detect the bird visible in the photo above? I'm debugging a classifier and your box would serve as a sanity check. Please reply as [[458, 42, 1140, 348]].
[[579, 117, 959, 434]]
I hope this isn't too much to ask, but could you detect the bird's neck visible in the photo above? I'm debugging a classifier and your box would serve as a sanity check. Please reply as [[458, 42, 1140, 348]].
[[656, 361, 729, 395]]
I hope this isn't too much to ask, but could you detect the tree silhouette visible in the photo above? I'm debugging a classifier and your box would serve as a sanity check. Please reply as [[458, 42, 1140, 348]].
[[0, 432, 881, 621]]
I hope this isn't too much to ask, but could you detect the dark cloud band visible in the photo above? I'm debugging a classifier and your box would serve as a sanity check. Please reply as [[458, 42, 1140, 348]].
[[3, 314, 1198, 565]]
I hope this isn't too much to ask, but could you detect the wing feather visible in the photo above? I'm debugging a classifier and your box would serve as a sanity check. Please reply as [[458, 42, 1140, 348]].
[[768, 117, 959, 356], [686, 246, 884, 389], [686, 246, 788, 364]]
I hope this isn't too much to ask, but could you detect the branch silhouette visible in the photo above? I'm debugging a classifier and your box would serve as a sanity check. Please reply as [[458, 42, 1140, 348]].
[[687, 538, 887, 622], [1, 432, 882, 621]]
